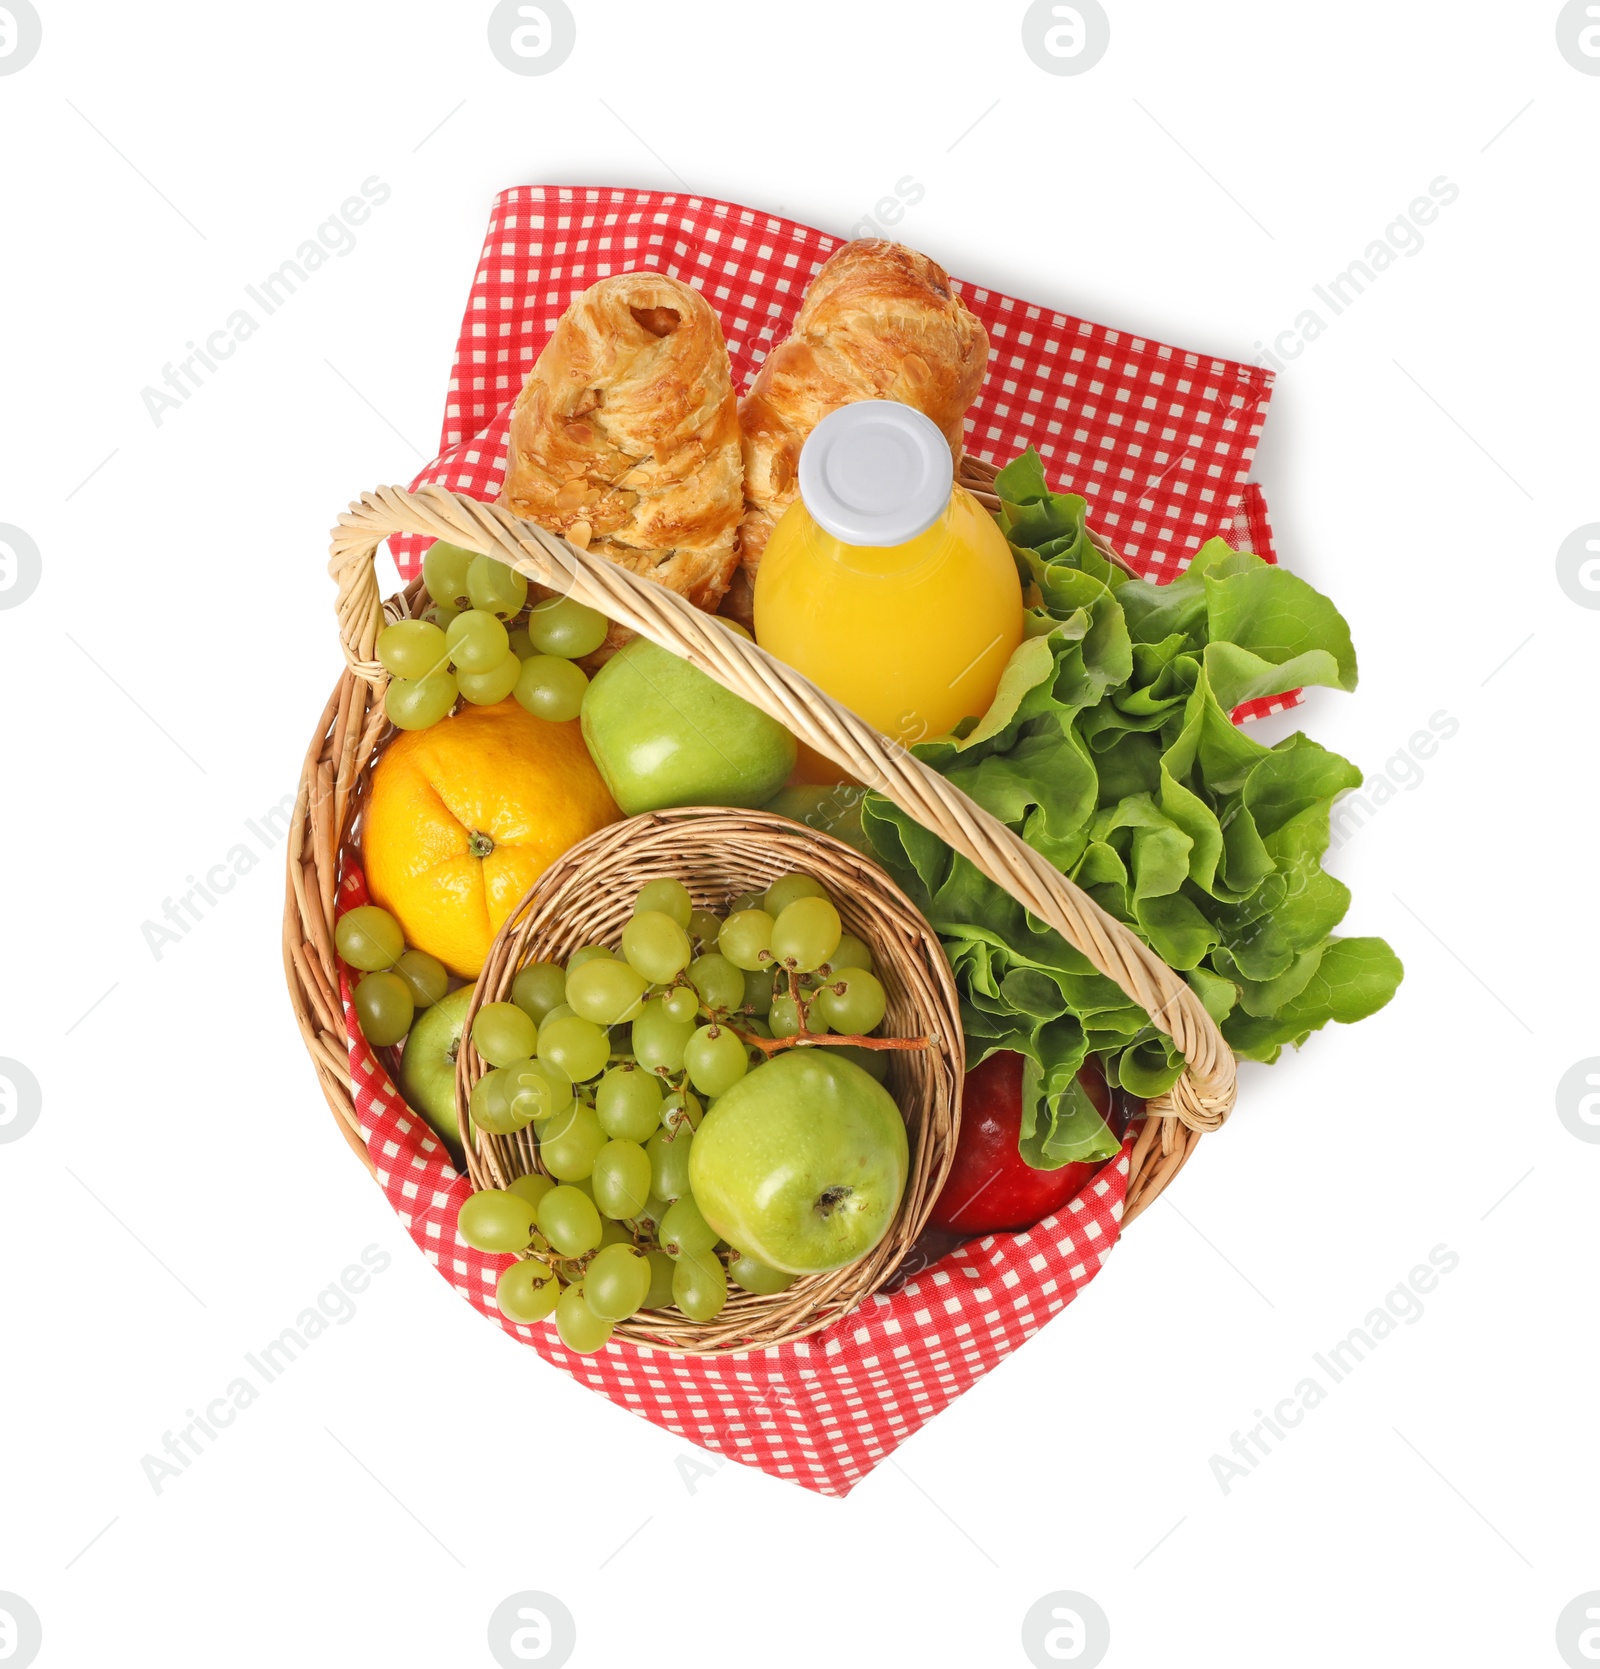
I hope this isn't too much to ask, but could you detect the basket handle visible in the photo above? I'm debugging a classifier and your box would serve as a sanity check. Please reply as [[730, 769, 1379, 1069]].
[[328, 486, 1236, 1135]]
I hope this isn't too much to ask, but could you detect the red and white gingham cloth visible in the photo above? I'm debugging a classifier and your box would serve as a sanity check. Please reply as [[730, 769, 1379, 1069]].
[[345, 188, 1291, 1495], [340, 874, 1130, 1499], [388, 186, 1292, 721], [340, 869, 1130, 1498]]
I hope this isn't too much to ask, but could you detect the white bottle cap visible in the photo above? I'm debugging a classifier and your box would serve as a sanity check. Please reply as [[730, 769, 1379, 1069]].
[[796, 400, 953, 547]]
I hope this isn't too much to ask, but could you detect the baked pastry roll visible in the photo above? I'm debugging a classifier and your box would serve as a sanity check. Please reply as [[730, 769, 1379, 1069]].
[[727, 239, 990, 617], [500, 271, 743, 653]]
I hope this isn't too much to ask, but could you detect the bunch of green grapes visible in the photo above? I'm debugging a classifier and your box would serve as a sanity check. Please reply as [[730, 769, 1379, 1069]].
[[375, 540, 609, 732], [335, 902, 451, 1048], [454, 870, 894, 1353]]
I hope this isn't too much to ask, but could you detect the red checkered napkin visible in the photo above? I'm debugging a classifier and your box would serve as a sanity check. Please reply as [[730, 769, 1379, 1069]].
[[340, 867, 1130, 1498], [341, 188, 1293, 1495], [388, 185, 1293, 724]]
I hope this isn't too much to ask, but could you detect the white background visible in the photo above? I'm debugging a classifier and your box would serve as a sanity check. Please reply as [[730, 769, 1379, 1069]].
[[1, 2, 1596, 1666]]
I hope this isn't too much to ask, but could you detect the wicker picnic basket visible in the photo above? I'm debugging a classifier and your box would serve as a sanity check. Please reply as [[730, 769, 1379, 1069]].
[[284, 457, 1237, 1353]]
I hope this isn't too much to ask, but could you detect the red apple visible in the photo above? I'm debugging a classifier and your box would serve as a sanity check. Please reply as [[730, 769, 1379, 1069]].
[[929, 1052, 1122, 1236]]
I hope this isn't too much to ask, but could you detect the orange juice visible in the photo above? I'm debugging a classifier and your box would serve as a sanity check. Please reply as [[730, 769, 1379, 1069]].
[[753, 402, 1023, 759]]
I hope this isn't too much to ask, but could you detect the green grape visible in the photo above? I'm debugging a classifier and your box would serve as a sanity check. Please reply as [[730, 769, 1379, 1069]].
[[458, 1189, 538, 1253], [658, 1090, 702, 1138], [566, 958, 648, 1025], [393, 949, 448, 1008], [641, 1248, 676, 1309], [827, 933, 873, 974], [385, 668, 458, 730], [507, 625, 534, 660], [813, 969, 887, 1034], [687, 908, 723, 947], [534, 1099, 583, 1143], [377, 619, 449, 680], [354, 971, 413, 1046], [743, 967, 776, 1017], [591, 1139, 653, 1219], [471, 1001, 539, 1067], [422, 540, 475, 611], [538, 1013, 611, 1080], [506, 1172, 555, 1212], [566, 944, 614, 971], [763, 872, 828, 916], [496, 1259, 560, 1324], [583, 1244, 651, 1322], [771, 896, 843, 974], [513, 654, 588, 722], [767, 994, 828, 1039], [537, 1184, 602, 1257], [634, 877, 693, 928], [595, 1066, 662, 1141], [541, 1004, 575, 1026], [632, 1195, 670, 1239], [511, 961, 567, 1023], [660, 1196, 717, 1258], [554, 1286, 614, 1353], [688, 953, 744, 1013], [539, 1104, 606, 1180], [718, 909, 775, 971], [728, 1252, 799, 1295], [466, 553, 528, 619], [445, 608, 510, 674], [659, 984, 700, 1024], [684, 1024, 748, 1097], [503, 1057, 574, 1125], [423, 600, 462, 631], [743, 1017, 772, 1039], [336, 905, 404, 972], [457, 653, 522, 706], [527, 594, 608, 658], [598, 1219, 634, 1249], [630, 999, 696, 1076], [469, 1068, 527, 1135], [646, 1128, 694, 1200], [729, 890, 765, 913], [831, 1043, 890, 1082], [672, 1247, 728, 1321], [621, 911, 692, 983]]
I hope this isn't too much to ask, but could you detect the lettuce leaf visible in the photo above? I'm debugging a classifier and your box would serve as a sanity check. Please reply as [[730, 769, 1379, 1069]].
[[861, 448, 1402, 1166]]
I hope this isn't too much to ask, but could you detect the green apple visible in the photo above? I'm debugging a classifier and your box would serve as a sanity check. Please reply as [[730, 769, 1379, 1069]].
[[398, 984, 475, 1155], [580, 635, 796, 814], [688, 1050, 908, 1274], [762, 784, 870, 854]]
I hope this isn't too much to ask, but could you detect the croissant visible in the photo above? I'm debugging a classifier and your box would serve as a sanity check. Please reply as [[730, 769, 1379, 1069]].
[[500, 271, 744, 654], [726, 239, 990, 619]]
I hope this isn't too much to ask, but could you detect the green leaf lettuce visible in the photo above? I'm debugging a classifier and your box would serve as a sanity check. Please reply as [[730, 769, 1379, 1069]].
[[860, 450, 1402, 1166]]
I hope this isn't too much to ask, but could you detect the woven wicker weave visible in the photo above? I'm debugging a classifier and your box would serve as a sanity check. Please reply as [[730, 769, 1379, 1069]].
[[284, 460, 1232, 1300], [460, 807, 963, 1352]]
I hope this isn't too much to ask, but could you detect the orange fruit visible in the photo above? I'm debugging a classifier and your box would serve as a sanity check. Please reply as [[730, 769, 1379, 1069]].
[[364, 699, 619, 977]]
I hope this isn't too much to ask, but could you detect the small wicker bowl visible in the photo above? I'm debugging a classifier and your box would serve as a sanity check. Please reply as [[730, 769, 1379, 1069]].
[[455, 806, 965, 1355]]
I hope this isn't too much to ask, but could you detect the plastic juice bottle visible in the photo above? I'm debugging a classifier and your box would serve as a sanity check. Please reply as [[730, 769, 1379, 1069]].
[[753, 401, 1024, 772]]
